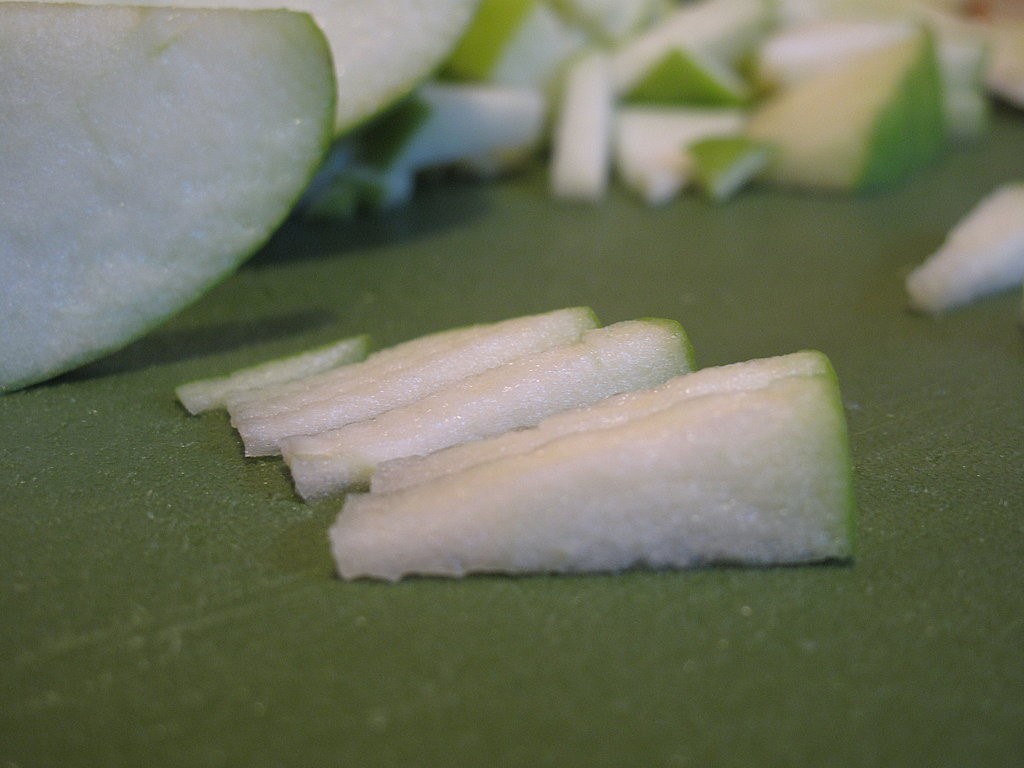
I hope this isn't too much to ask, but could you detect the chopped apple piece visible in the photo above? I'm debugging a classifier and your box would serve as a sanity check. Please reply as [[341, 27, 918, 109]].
[[624, 48, 751, 106], [281, 318, 694, 498], [610, 0, 772, 94], [553, 0, 669, 42], [443, 0, 587, 91], [176, 335, 370, 415], [550, 52, 615, 202], [231, 307, 599, 456], [614, 107, 746, 204], [746, 31, 945, 190], [330, 354, 854, 580], [906, 182, 1024, 314], [372, 350, 832, 493], [689, 136, 774, 201]]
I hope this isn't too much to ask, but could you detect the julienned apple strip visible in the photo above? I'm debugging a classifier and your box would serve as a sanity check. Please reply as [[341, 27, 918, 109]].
[[370, 349, 829, 494], [231, 307, 598, 456], [330, 356, 855, 581], [175, 335, 370, 414], [281, 318, 694, 498], [225, 318, 520, 421]]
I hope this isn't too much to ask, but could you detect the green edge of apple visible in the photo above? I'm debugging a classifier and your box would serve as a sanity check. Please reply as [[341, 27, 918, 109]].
[[858, 31, 945, 190], [442, 0, 537, 81]]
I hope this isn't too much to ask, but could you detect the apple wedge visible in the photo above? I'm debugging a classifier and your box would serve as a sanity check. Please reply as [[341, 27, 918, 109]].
[[0, 3, 336, 394], [330, 352, 854, 581], [281, 318, 694, 498], [24, 0, 480, 134], [746, 30, 946, 191], [905, 182, 1024, 314], [372, 349, 832, 493]]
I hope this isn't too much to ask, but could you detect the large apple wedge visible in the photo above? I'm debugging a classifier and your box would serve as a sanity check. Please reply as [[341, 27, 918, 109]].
[[24, 0, 480, 134], [330, 353, 854, 581], [0, 3, 336, 393]]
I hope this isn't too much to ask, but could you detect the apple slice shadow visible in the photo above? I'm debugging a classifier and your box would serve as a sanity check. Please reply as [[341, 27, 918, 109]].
[[247, 174, 495, 268], [50, 309, 339, 386]]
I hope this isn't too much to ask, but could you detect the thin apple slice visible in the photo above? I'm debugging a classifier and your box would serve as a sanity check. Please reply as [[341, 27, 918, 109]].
[[281, 318, 694, 498], [175, 335, 370, 415], [746, 30, 945, 191], [0, 3, 335, 394], [231, 307, 599, 456], [905, 182, 1024, 314], [372, 350, 832, 494], [330, 357, 855, 581], [227, 321, 504, 421]]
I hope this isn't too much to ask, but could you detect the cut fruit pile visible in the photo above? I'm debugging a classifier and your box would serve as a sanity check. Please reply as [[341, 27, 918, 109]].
[[304, 0, 1024, 213], [177, 308, 856, 581]]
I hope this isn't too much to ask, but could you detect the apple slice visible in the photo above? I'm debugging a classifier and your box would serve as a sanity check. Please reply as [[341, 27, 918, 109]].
[[905, 182, 1024, 314], [175, 335, 370, 415], [330, 354, 855, 580], [0, 3, 335, 394], [26, 0, 480, 134], [372, 349, 832, 494], [231, 307, 599, 456], [281, 318, 694, 498], [746, 30, 946, 190]]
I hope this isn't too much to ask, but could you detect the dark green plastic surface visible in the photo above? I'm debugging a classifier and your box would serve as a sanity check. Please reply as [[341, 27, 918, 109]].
[[3, 108, 1022, 768]]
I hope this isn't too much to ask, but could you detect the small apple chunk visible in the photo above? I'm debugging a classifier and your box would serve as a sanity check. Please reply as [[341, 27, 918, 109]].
[[906, 182, 1024, 314], [330, 352, 855, 581], [746, 30, 946, 191], [0, 3, 336, 393]]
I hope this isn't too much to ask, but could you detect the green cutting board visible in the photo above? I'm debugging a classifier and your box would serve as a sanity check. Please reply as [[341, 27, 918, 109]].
[[3, 106, 1022, 768]]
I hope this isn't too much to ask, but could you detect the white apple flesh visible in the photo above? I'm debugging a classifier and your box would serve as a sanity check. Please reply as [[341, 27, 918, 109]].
[[0, 3, 336, 393], [281, 318, 694, 498], [23, 0, 480, 133], [175, 335, 370, 415], [372, 350, 832, 494], [330, 357, 854, 580], [231, 307, 599, 456]]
